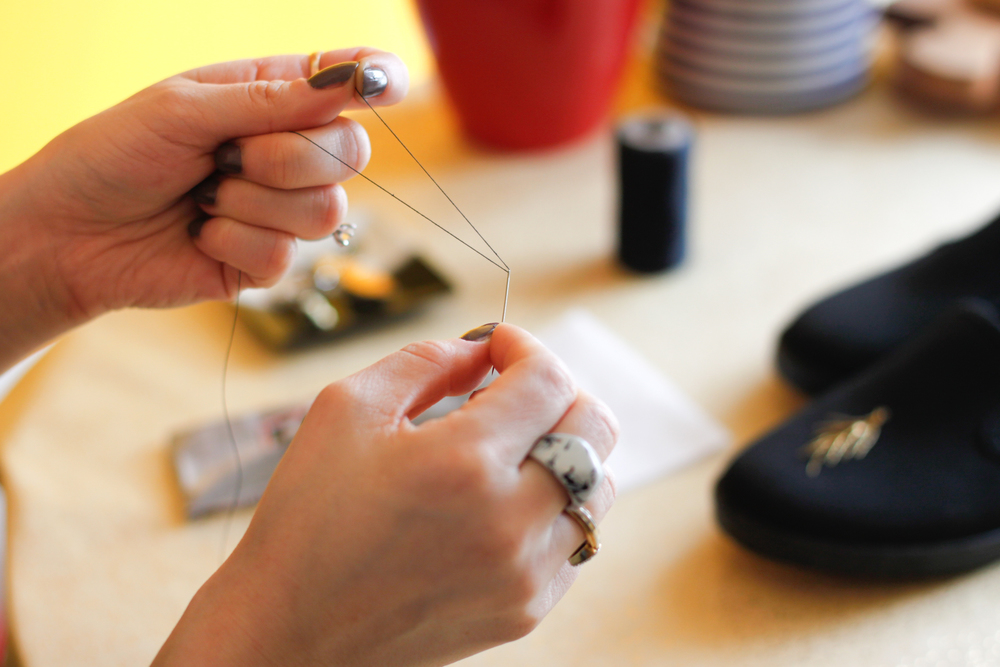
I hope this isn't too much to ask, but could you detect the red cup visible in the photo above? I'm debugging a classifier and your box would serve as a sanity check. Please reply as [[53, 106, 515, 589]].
[[416, 0, 643, 150]]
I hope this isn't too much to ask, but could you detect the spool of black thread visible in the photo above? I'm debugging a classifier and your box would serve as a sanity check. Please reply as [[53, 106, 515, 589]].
[[616, 113, 693, 273]]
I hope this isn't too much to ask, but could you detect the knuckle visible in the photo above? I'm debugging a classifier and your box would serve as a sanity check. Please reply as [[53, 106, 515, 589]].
[[584, 394, 621, 453], [262, 136, 299, 188], [250, 273, 284, 289], [311, 185, 346, 236], [150, 85, 210, 133], [605, 467, 618, 505], [481, 520, 528, 566], [501, 609, 543, 642], [258, 232, 296, 282], [152, 84, 193, 117], [531, 357, 577, 407], [244, 80, 287, 117], [315, 381, 357, 411], [504, 569, 541, 608], [590, 474, 617, 519], [398, 340, 453, 377], [335, 117, 372, 175]]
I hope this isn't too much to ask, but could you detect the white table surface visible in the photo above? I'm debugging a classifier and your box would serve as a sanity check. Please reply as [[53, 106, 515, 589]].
[[4, 59, 1000, 666]]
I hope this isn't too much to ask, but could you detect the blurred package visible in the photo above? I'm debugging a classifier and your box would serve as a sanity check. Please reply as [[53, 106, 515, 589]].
[[171, 395, 454, 519], [171, 405, 307, 518], [171, 388, 483, 519], [238, 213, 451, 349]]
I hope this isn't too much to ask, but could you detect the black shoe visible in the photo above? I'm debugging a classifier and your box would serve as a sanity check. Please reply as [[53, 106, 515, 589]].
[[778, 211, 1000, 395], [717, 300, 1000, 578]]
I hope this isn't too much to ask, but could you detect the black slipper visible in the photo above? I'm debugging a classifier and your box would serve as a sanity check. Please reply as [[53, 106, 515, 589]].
[[778, 210, 1000, 395], [717, 300, 1000, 578]]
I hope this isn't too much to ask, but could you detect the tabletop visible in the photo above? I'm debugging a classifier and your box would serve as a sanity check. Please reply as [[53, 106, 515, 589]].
[[5, 50, 1000, 666]]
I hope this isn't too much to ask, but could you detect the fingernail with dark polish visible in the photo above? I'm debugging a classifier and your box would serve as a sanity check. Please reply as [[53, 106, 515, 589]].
[[215, 143, 242, 174], [192, 175, 219, 206], [188, 212, 210, 239], [461, 323, 499, 342], [361, 67, 388, 98], [308, 61, 359, 89]]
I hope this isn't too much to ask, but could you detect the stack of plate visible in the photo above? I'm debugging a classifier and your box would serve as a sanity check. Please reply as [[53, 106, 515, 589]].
[[657, 0, 879, 113]]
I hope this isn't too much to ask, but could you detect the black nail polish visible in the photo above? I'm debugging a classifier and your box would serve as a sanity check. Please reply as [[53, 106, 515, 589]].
[[215, 143, 242, 174], [308, 61, 359, 89], [461, 323, 499, 342], [192, 175, 219, 206], [188, 212, 210, 239], [361, 67, 388, 98]]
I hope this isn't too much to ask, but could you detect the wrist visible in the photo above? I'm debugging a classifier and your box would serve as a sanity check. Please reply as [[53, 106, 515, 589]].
[[152, 553, 287, 667], [0, 161, 90, 371]]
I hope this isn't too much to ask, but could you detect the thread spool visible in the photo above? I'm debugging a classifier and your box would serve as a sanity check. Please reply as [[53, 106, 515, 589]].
[[616, 113, 693, 273]]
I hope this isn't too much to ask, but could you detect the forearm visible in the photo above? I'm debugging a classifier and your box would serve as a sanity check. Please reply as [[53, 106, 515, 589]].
[[0, 161, 85, 373], [152, 569, 276, 667], [152, 548, 311, 667]]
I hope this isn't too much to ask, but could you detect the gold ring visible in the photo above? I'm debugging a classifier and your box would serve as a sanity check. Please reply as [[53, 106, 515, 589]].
[[309, 51, 323, 78], [564, 505, 601, 566]]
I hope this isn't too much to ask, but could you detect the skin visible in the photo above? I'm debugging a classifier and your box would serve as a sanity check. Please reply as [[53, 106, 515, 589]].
[[0, 48, 619, 666], [154, 326, 618, 666], [0, 47, 408, 372]]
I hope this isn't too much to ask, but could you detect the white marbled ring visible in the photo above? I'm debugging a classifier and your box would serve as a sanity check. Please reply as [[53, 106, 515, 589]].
[[527, 433, 605, 507]]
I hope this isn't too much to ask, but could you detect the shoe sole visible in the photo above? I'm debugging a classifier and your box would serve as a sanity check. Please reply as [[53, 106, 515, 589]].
[[716, 486, 1000, 578]]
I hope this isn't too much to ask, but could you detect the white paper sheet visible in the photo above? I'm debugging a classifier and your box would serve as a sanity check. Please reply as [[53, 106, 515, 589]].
[[537, 310, 730, 494]]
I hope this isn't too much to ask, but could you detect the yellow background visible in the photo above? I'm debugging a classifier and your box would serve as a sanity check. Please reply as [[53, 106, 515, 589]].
[[0, 0, 433, 174]]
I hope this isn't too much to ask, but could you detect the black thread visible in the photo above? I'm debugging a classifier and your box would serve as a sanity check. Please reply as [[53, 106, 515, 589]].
[[350, 89, 510, 322], [290, 131, 507, 274], [355, 94, 509, 272], [220, 270, 243, 561]]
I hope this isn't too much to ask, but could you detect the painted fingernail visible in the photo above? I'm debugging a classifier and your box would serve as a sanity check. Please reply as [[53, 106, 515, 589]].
[[215, 143, 242, 174], [308, 61, 359, 89], [187, 212, 210, 239], [461, 323, 498, 342], [192, 175, 219, 206], [361, 66, 388, 98]]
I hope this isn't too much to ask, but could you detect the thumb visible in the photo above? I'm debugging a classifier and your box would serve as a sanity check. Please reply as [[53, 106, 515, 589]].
[[342, 334, 496, 423], [185, 65, 359, 145]]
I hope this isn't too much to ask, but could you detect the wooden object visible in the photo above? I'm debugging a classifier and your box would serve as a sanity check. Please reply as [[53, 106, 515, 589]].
[[891, 0, 1000, 112]]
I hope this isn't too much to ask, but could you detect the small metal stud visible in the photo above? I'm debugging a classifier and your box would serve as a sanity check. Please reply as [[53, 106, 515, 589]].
[[333, 223, 357, 247]]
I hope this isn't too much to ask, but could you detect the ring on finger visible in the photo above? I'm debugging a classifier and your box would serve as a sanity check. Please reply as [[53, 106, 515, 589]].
[[564, 506, 601, 566], [309, 51, 323, 77], [527, 433, 605, 507]]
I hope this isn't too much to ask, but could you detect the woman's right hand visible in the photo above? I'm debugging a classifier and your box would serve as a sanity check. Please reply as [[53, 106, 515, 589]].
[[0, 48, 408, 374], [153, 323, 618, 666]]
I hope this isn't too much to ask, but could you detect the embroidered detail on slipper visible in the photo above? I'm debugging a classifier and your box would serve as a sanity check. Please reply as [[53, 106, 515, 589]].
[[801, 407, 891, 477]]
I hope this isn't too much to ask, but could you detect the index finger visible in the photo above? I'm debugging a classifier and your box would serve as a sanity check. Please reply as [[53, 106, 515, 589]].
[[179, 47, 409, 108], [429, 324, 580, 466]]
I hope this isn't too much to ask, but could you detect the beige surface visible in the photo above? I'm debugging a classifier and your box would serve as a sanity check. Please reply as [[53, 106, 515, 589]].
[[6, 66, 1000, 666]]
